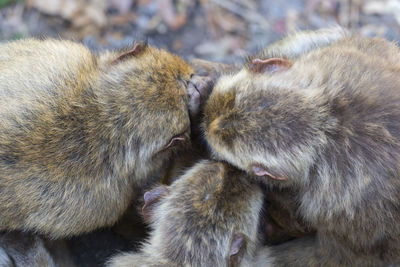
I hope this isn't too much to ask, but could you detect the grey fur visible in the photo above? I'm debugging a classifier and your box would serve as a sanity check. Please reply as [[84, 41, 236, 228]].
[[108, 160, 264, 267], [204, 30, 400, 265]]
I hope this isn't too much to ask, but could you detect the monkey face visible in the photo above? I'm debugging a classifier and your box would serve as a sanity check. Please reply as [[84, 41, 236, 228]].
[[100, 44, 196, 180], [203, 66, 329, 185]]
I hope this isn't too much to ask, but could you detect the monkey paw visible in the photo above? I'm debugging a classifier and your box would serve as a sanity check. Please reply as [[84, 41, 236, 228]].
[[188, 75, 214, 116]]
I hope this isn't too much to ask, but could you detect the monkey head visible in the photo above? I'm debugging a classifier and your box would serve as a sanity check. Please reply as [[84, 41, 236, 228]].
[[202, 57, 335, 187], [108, 160, 264, 267], [97, 43, 210, 182]]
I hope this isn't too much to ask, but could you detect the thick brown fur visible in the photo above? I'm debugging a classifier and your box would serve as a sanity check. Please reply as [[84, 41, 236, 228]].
[[107, 160, 264, 267], [0, 39, 197, 239], [203, 30, 400, 265]]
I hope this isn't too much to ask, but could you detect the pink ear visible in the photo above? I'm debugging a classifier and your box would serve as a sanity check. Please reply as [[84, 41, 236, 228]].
[[251, 165, 287, 181], [250, 58, 292, 74], [112, 42, 146, 64]]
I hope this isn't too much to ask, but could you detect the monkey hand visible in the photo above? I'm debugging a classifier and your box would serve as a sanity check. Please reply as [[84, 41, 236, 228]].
[[188, 59, 240, 117], [187, 74, 213, 116]]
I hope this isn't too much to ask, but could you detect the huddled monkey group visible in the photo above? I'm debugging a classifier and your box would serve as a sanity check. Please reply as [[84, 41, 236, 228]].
[[0, 27, 399, 266]]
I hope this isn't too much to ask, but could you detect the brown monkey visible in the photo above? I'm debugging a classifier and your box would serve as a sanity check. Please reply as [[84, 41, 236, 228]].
[[0, 38, 212, 239], [203, 29, 400, 265], [107, 160, 264, 267]]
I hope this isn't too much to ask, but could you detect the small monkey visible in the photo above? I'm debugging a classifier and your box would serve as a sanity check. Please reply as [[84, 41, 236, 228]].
[[203, 29, 400, 265], [107, 160, 264, 267], [0, 39, 211, 239]]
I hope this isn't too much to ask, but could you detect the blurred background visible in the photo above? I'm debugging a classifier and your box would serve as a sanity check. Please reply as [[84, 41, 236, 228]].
[[1, 0, 400, 62]]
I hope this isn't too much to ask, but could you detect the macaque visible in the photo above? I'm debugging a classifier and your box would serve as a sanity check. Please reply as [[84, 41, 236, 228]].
[[0, 39, 211, 239], [108, 160, 264, 267], [202, 29, 400, 265]]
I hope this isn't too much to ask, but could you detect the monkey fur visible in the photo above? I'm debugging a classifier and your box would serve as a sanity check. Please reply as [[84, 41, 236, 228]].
[[107, 160, 264, 267], [202, 29, 400, 265], [256, 28, 349, 245], [0, 38, 210, 239]]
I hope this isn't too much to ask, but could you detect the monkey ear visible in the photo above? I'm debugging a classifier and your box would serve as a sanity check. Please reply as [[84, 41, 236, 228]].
[[251, 165, 287, 181], [112, 42, 147, 64], [142, 185, 169, 223], [229, 233, 247, 267], [250, 58, 292, 74]]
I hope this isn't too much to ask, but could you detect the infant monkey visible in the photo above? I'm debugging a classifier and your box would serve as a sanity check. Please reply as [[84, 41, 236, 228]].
[[108, 160, 264, 267], [203, 28, 400, 265], [0, 39, 211, 239]]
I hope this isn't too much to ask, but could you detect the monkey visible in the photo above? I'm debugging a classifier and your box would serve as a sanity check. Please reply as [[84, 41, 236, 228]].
[[202, 29, 400, 265], [0, 38, 216, 240], [191, 30, 351, 246], [107, 160, 265, 267]]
